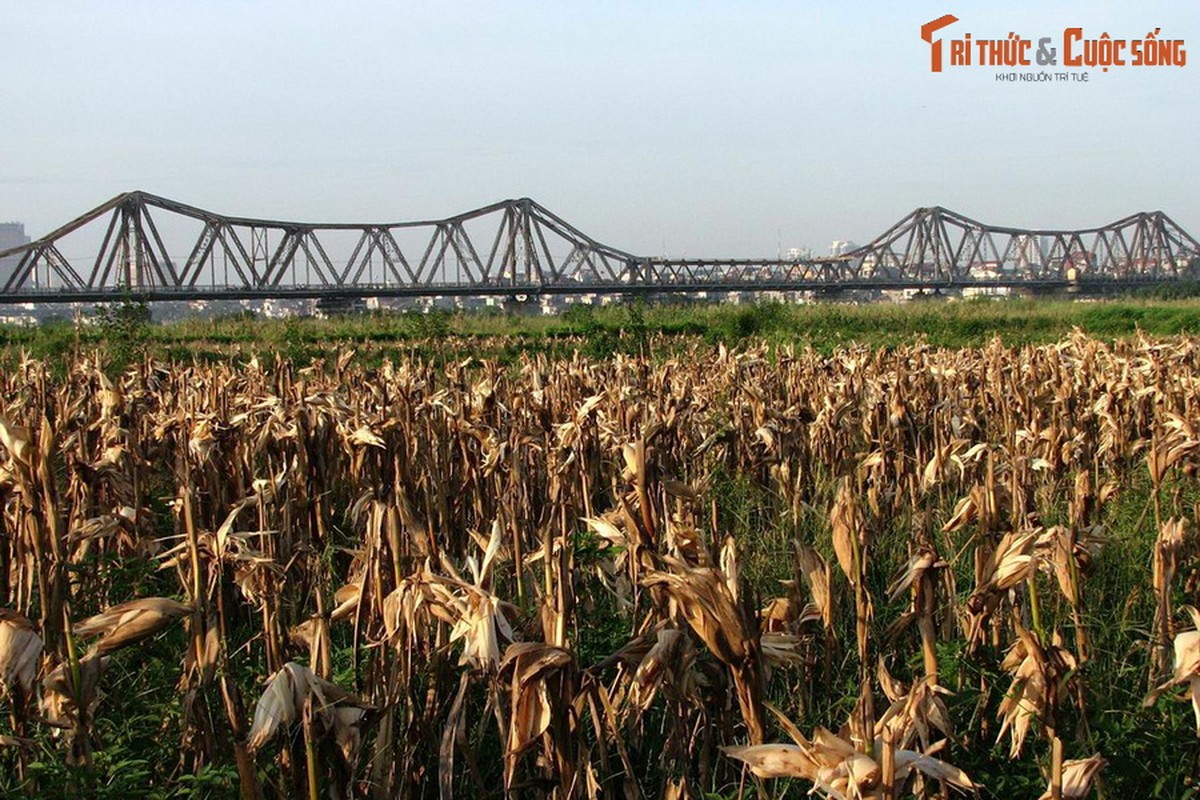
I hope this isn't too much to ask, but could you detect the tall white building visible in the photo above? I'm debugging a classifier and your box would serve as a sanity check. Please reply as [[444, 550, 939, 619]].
[[0, 222, 31, 286]]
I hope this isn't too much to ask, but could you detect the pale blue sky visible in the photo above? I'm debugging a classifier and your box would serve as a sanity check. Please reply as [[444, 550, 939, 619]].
[[1, 1, 1196, 257]]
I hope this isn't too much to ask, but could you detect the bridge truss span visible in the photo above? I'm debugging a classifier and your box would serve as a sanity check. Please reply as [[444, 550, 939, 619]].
[[0, 192, 641, 303], [0, 192, 1197, 304], [852, 206, 1200, 284]]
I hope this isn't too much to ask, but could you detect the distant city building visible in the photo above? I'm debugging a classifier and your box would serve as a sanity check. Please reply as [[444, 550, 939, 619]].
[[830, 240, 858, 257], [0, 222, 31, 286]]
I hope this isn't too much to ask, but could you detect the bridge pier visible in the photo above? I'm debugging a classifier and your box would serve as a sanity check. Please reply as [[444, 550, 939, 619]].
[[316, 296, 366, 316], [1013, 285, 1072, 301], [491, 293, 542, 315]]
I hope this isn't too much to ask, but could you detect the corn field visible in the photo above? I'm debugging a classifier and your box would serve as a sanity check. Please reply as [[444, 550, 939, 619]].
[[2, 333, 1200, 798]]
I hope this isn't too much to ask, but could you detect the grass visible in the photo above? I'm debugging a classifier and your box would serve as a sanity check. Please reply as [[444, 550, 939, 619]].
[[7, 296, 1200, 368]]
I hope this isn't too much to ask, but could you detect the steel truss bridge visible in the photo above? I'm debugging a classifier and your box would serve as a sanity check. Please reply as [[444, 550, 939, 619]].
[[1, 191, 1197, 305]]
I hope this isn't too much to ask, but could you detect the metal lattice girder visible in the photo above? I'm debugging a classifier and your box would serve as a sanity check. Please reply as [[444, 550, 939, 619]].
[[849, 206, 1200, 283], [1, 193, 1198, 303]]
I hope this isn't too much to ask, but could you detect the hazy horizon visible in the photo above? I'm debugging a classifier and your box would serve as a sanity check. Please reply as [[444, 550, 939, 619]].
[[2, 1, 1197, 258]]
